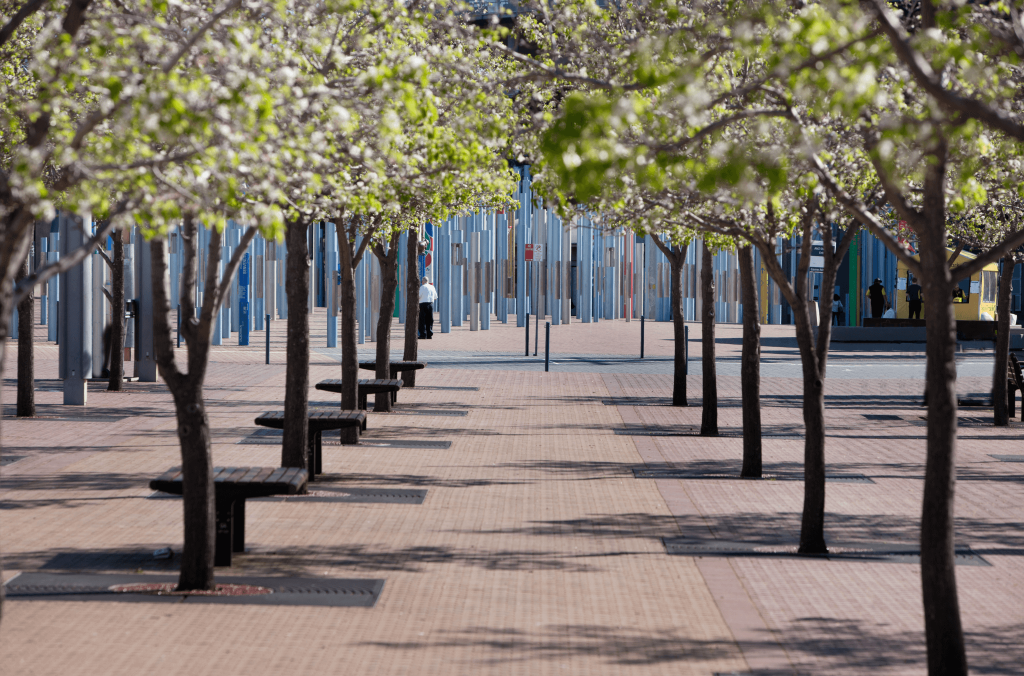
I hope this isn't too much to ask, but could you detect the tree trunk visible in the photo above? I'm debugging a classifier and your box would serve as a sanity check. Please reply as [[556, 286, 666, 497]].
[[336, 224, 360, 415], [403, 229, 420, 386], [150, 233, 216, 591], [171, 385, 216, 590], [669, 247, 688, 406], [791, 298, 827, 554], [700, 245, 718, 436], [373, 237, 399, 412], [0, 334, 7, 621], [738, 244, 761, 477], [993, 257, 1014, 426], [16, 254, 34, 417], [282, 219, 310, 469], [919, 233, 967, 675], [650, 235, 688, 407], [108, 229, 125, 391]]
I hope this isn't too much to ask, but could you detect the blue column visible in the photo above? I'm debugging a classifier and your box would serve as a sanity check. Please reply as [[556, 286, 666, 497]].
[[326, 222, 338, 347], [439, 223, 451, 333], [238, 252, 250, 345]]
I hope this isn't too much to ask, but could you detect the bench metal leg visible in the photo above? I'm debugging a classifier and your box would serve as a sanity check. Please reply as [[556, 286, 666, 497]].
[[1010, 385, 1017, 419], [215, 498, 234, 567], [233, 499, 246, 553], [307, 432, 321, 480], [358, 392, 367, 410]]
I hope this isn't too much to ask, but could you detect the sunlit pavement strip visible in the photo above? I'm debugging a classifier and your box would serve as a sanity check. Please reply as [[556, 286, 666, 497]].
[[317, 346, 996, 378]]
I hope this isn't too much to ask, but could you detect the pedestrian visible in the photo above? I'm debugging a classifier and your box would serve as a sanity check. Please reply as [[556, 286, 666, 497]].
[[906, 275, 923, 319], [418, 276, 437, 339], [832, 294, 845, 326], [866, 277, 887, 318]]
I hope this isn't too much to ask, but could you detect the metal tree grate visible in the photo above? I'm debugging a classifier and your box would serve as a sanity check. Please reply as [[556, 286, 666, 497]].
[[256, 487, 427, 504], [4, 572, 386, 606], [388, 410, 469, 417], [862, 414, 902, 421], [326, 439, 452, 449], [238, 428, 281, 444], [632, 468, 875, 483], [601, 399, 673, 407], [989, 454, 1024, 462], [663, 539, 989, 566], [0, 456, 24, 466]]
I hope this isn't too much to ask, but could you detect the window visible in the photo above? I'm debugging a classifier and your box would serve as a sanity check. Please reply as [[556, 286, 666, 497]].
[[983, 270, 998, 303]]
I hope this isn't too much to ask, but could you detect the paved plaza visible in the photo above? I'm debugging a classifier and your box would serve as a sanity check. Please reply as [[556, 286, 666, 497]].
[[1, 307, 1022, 675]]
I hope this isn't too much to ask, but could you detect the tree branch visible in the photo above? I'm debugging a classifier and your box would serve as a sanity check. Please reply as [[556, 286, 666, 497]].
[[13, 209, 126, 305], [0, 0, 46, 49], [954, 228, 1024, 281], [866, 0, 1024, 141], [811, 154, 923, 278]]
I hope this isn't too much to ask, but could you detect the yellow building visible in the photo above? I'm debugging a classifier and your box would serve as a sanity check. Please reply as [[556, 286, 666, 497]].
[[895, 248, 999, 320]]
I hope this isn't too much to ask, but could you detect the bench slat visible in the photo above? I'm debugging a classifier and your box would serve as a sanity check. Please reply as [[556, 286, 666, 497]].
[[252, 467, 276, 484]]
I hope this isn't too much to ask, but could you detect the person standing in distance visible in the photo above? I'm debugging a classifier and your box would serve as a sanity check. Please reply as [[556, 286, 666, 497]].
[[906, 275, 924, 319], [866, 278, 887, 319], [418, 276, 437, 339]]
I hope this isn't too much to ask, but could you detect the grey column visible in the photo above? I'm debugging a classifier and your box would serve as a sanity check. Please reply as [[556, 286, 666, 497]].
[[58, 212, 92, 404], [135, 227, 157, 382]]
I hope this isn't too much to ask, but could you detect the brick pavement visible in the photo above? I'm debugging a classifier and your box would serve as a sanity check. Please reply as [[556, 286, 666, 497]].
[[0, 305, 1021, 674]]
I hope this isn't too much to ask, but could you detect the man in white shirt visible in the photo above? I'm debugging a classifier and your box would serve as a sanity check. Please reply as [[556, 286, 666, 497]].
[[418, 276, 437, 339]]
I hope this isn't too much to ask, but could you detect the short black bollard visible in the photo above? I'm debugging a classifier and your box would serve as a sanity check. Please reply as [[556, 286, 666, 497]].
[[525, 312, 530, 357], [265, 314, 271, 365], [640, 314, 645, 359], [545, 321, 550, 372], [176, 305, 181, 348]]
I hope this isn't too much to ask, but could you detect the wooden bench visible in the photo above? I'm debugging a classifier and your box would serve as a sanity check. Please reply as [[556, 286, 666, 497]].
[[358, 361, 426, 387], [150, 466, 307, 567], [315, 378, 403, 409], [254, 410, 366, 480], [1008, 353, 1024, 418]]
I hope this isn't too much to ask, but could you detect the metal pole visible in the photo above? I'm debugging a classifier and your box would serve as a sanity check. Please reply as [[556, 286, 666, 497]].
[[525, 312, 530, 356], [640, 314, 645, 359], [176, 305, 181, 348], [545, 321, 550, 372], [265, 314, 270, 365]]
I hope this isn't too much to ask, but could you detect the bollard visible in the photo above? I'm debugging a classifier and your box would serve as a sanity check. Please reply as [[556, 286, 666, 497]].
[[176, 305, 181, 348], [545, 321, 550, 372], [525, 312, 530, 356], [265, 314, 271, 364], [640, 314, 645, 359]]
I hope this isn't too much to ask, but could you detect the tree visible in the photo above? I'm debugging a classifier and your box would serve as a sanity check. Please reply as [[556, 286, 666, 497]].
[[150, 216, 261, 590], [0, 0, 284, 615]]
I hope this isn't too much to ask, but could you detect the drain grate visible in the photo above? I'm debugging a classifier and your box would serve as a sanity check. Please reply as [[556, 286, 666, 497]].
[[989, 454, 1024, 462], [4, 572, 385, 606], [389, 410, 469, 417], [255, 487, 427, 504], [333, 439, 452, 449], [633, 468, 875, 483], [663, 539, 989, 565], [863, 414, 902, 421], [0, 456, 24, 466]]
